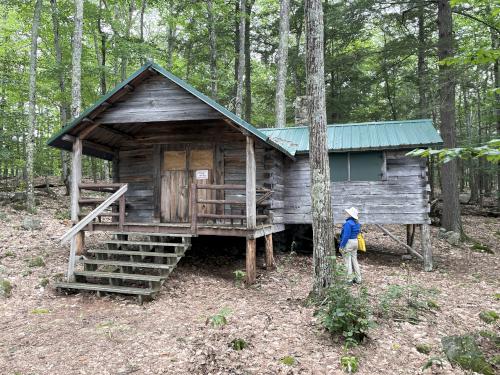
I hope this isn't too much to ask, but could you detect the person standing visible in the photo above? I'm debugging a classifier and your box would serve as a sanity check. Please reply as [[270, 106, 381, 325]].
[[339, 207, 362, 284]]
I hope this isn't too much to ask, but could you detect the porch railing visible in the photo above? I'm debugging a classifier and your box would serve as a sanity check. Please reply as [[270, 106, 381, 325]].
[[60, 183, 128, 281], [190, 183, 272, 234]]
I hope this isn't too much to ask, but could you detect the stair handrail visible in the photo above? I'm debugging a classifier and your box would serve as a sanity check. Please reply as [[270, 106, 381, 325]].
[[60, 183, 128, 243]]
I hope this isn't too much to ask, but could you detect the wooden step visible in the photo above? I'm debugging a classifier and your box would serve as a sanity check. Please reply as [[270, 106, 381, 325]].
[[87, 249, 181, 258], [55, 282, 155, 295], [74, 271, 164, 282], [80, 259, 174, 270], [111, 231, 193, 237], [79, 198, 118, 206], [105, 240, 187, 247]]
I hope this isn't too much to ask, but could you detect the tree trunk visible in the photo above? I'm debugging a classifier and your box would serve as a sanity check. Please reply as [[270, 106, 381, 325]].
[[121, 1, 135, 80], [492, 29, 500, 210], [417, 0, 428, 118], [139, 0, 147, 63], [437, 0, 461, 232], [26, 0, 43, 213], [207, 0, 218, 99], [275, 0, 290, 128], [244, 0, 254, 122], [167, 21, 175, 70], [305, 0, 334, 295], [97, 0, 107, 95], [50, 0, 71, 195], [235, 0, 246, 117], [71, 0, 84, 119]]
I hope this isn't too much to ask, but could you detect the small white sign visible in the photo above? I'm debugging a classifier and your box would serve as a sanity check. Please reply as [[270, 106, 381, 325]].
[[195, 169, 209, 180]]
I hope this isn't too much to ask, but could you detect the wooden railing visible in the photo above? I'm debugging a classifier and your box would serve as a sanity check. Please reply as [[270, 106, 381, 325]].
[[190, 183, 272, 234], [60, 183, 128, 281]]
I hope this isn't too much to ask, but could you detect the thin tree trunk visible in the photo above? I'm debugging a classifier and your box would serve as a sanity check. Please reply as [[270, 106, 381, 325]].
[[492, 30, 500, 210], [207, 0, 218, 99], [50, 0, 71, 195], [167, 23, 175, 70], [476, 86, 484, 207], [97, 0, 107, 95], [233, 0, 240, 104], [121, 1, 135, 80], [305, 0, 334, 295], [437, 0, 461, 232], [139, 0, 147, 63], [417, 0, 427, 118], [244, 0, 254, 122], [26, 0, 43, 213], [275, 0, 290, 128], [235, 0, 246, 117], [71, 0, 84, 119], [293, 13, 303, 98]]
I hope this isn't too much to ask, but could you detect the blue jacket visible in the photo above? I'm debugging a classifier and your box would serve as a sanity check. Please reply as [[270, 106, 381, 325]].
[[339, 217, 361, 248]]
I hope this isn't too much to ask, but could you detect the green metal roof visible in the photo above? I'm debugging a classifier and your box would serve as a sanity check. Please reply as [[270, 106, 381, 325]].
[[260, 119, 443, 155], [47, 62, 293, 158]]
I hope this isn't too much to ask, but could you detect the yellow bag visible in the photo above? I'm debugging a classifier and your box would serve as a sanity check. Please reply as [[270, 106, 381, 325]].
[[357, 233, 366, 252]]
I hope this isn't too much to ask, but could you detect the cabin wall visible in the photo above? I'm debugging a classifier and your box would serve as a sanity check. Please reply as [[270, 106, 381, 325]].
[[283, 150, 430, 224], [116, 121, 285, 224]]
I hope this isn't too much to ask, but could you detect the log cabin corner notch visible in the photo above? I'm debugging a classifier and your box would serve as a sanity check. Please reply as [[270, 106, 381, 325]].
[[47, 62, 442, 298]]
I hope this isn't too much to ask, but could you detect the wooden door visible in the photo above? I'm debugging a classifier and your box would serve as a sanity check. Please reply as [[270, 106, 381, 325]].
[[161, 150, 189, 222], [161, 146, 216, 223]]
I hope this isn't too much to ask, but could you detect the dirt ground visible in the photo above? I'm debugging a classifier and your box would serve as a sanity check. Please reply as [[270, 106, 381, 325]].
[[0, 188, 498, 375]]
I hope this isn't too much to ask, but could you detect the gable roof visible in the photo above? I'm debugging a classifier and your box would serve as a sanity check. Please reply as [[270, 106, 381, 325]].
[[260, 119, 443, 155], [47, 62, 293, 158]]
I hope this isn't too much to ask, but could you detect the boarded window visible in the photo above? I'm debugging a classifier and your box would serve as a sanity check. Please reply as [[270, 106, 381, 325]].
[[164, 150, 186, 171], [329, 153, 349, 182], [350, 152, 384, 181], [329, 151, 384, 182]]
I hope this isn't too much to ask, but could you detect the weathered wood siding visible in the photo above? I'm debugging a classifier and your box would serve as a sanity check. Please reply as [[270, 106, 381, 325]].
[[283, 151, 430, 224], [96, 75, 223, 124]]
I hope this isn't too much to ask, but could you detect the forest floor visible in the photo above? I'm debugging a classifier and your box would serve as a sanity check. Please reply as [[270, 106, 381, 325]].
[[0, 186, 499, 375]]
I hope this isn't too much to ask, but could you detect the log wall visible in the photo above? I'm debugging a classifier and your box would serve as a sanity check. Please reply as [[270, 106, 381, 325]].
[[283, 151, 430, 224]]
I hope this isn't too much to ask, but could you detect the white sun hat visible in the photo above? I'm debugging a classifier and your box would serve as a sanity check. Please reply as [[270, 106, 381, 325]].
[[345, 207, 359, 220]]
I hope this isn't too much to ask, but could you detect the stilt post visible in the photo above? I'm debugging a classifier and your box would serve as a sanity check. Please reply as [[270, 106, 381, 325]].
[[68, 137, 82, 281], [265, 233, 274, 270], [421, 224, 433, 271], [246, 238, 256, 284], [246, 136, 256, 230]]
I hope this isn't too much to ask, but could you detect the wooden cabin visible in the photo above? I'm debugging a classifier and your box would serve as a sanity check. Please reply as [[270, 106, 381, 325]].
[[48, 62, 442, 300]]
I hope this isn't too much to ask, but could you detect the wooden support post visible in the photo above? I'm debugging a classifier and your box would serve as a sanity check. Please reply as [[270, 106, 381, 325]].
[[152, 145, 161, 221], [246, 136, 256, 230], [421, 224, 433, 271], [68, 137, 82, 282], [190, 183, 198, 234], [246, 238, 256, 284], [406, 224, 415, 249], [265, 233, 274, 270], [119, 194, 125, 231]]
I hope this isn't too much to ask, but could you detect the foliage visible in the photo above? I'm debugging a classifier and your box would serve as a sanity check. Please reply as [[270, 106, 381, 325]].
[[316, 268, 373, 347], [377, 284, 440, 324], [421, 357, 444, 371], [479, 310, 499, 324], [206, 307, 232, 328], [27, 256, 45, 268], [31, 308, 50, 314], [416, 343, 432, 354], [407, 139, 500, 164], [340, 355, 359, 373], [230, 338, 248, 351], [233, 270, 246, 286], [280, 356, 296, 366], [0, 278, 13, 297]]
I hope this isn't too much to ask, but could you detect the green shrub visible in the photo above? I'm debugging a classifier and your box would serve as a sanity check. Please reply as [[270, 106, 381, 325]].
[[207, 307, 232, 328], [39, 277, 49, 288], [377, 284, 439, 324], [479, 310, 499, 324], [416, 343, 432, 354], [0, 279, 12, 297], [472, 243, 494, 254], [316, 268, 373, 346], [233, 270, 246, 286], [27, 256, 45, 268], [280, 356, 296, 366], [340, 355, 359, 373], [230, 338, 248, 351]]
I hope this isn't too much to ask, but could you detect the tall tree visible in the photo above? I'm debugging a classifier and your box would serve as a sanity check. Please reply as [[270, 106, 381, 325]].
[[235, 0, 246, 117], [305, 0, 334, 295], [50, 0, 70, 194], [207, 0, 218, 99], [244, 0, 254, 122], [26, 0, 43, 213], [71, 0, 84, 118], [437, 0, 461, 232], [275, 0, 290, 128]]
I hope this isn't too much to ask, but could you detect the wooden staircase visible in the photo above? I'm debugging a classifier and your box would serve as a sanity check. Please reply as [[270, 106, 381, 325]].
[[55, 232, 192, 303]]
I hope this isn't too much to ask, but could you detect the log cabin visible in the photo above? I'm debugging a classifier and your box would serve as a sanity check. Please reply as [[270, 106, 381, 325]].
[[47, 62, 442, 301]]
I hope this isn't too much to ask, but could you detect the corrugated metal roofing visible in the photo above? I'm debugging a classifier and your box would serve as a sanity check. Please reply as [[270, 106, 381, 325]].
[[260, 120, 443, 155], [47, 62, 293, 158]]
